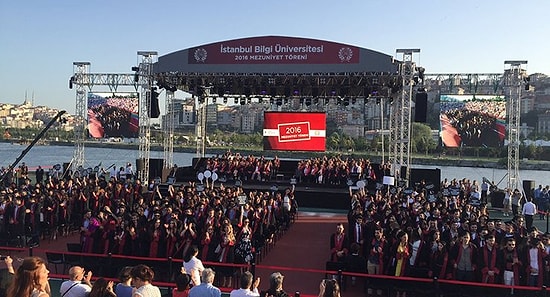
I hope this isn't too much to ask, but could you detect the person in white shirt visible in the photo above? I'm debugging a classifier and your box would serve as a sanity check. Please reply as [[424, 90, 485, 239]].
[[229, 271, 260, 297], [59, 266, 92, 297], [522, 196, 537, 231], [183, 245, 205, 286], [130, 265, 161, 297]]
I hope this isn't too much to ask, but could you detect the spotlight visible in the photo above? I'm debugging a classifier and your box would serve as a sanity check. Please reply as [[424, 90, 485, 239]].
[[343, 98, 349, 106], [68, 76, 74, 89], [131, 66, 139, 72]]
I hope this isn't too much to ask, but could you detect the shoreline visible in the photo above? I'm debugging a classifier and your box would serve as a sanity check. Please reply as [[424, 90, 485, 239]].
[[7, 139, 550, 171]]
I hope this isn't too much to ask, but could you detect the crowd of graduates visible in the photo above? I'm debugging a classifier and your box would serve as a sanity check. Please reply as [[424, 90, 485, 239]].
[[4, 152, 550, 293], [330, 178, 550, 291], [0, 159, 297, 283]]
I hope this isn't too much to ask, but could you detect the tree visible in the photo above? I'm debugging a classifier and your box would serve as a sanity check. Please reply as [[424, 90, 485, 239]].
[[411, 122, 437, 155], [328, 132, 341, 151]]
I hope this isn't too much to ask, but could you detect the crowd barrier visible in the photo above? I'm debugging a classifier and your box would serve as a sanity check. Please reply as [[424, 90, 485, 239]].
[[2, 245, 550, 297]]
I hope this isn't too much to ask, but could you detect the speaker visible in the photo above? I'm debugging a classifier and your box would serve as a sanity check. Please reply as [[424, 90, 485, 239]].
[[136, 158, 164, 181], [414, 92, 428, 122], [523, 180, 536, 199], [136, 158, 145, 171], [149, 159, 164, 180]]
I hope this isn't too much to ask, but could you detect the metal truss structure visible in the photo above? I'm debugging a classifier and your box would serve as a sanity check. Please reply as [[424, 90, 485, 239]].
[[156, 71, 402, 159], [504, 61, 528, 191], [389, 49, 419, 184], [70, 53, 157, 182], [423, 73, 504, 94], [136, 52, 158, 182], [71, 62, 91, 170], [163, 90, 175, 169], [155, 72, 401, 99], [424, 66, 527, 191]]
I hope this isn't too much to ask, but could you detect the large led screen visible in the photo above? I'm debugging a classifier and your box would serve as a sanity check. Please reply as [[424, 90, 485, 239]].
[[439, 95, 506, 148], [263, 112, 326, 151], [87, 92, 139, 138]]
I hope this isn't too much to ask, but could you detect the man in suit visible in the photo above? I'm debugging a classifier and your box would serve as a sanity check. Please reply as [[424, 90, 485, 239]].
[[350, 215, 365, 254], [6, 196, 26, 247]]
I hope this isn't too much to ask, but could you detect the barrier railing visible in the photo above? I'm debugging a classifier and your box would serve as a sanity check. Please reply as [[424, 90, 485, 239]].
[[2, 245, 549, 297]]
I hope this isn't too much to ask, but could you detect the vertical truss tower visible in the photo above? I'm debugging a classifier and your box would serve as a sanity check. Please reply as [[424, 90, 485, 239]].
[[505, 60, 527, 191], [390, 49, 419, 184], [137, 51, 158, 182], [163, 90, 175, 169], [72, 62, 91, 169], [196, 97, 207, 158]]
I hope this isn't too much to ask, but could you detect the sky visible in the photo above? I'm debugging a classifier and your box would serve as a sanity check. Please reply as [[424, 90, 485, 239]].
[[1, 0, 549, 114]]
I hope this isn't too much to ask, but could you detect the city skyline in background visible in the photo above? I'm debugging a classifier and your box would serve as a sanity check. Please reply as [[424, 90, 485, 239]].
[[1, 0, 549, 114]]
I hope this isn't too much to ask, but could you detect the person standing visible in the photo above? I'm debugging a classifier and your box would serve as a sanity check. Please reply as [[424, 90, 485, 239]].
[[481, 179, 490, 205], [511, 189, 523, 217], [183, 246, 205, 287], [450, 231, 477, 282], [229, 271, 260, 297], [35, 166, 45, 184], [89, 278, 116, 297], [189, 268, 221, 297], [7, 257, 50, 297], [329, 223, 349, 262], [388, 230, 410, 277], [260, 272, 289, 297], [478, 234, 500, 283], [522, 197, 537, 231], [115, 266, 133, 297], [525, 237, 545, 287], [60, 266, 92, 297], [130, 265, 161, 297], [365, 227, 386, 296], [499, 238, 522, 286], [318, 278, 341, 297]]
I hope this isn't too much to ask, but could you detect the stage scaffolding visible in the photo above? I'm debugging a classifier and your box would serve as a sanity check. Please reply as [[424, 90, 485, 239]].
[[70, 49, 528, 190]]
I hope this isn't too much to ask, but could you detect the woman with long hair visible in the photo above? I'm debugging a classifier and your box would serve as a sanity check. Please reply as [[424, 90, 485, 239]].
[[7, 257, 50, 297], [89, 278, 116, 297]]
